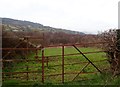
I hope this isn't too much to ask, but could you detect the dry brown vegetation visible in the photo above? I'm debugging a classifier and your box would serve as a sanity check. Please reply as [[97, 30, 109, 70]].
[[99, 29, 120, 76]]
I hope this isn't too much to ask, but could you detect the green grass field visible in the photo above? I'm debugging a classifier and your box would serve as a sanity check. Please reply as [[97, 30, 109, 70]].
[[2, 47, 120, 86]]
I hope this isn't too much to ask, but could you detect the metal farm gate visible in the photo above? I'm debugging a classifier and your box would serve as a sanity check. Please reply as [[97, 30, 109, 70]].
[[2, 36, 109, 84]]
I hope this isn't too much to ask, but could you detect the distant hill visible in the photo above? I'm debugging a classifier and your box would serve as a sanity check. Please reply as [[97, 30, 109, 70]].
[[2, 18, 85, 34], [2, 18, 44, 28]]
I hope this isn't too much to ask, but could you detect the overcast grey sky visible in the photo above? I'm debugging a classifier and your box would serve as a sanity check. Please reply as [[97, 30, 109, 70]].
[[0, 0, 119, 34]]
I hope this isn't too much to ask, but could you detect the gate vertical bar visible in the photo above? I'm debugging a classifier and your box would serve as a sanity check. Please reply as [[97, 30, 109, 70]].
[[62, 45, 64, 83], [42, 47, 44, 83], [0, 18, 2, 85], [26, 37, 29, 81]]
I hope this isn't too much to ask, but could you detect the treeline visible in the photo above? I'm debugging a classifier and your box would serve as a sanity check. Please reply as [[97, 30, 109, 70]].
[[2, 29, 101, 68], [44, 32, 100, 46], [2, 30, 100, 60], [3, 31, 100, 46], [2, 30, 99, 55]]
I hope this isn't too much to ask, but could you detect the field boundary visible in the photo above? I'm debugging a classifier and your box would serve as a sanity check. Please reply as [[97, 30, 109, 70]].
[[2, 36, 109, 83]]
